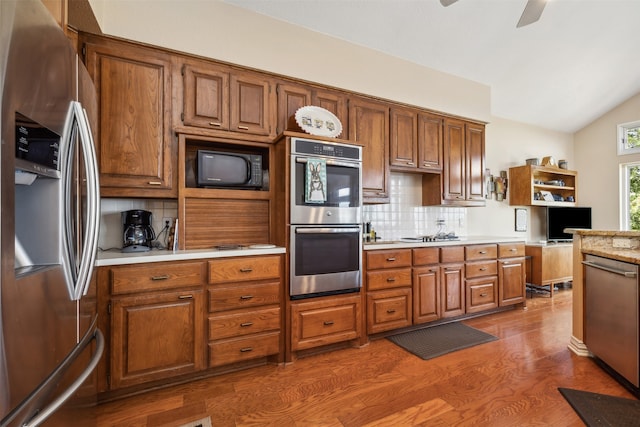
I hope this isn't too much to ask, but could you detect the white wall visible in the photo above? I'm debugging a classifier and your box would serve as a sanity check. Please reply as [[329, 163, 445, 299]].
[[88, 0, 575, 243], [574, 92, 640, 230]]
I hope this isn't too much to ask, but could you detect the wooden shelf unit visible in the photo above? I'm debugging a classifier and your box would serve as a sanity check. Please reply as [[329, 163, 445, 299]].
[[509, 165, 577, 206]]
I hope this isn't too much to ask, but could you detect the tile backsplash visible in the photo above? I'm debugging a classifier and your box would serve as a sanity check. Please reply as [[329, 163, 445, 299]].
[[362, 173, 467, 240], [99, 199, 178, 250], [99, 173, 464, 250]]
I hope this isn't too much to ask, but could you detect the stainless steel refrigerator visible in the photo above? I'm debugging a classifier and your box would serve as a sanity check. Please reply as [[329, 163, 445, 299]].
[[0, 0, 103, 425]]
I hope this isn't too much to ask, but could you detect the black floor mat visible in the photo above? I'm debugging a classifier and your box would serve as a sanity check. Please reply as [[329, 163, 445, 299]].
[[387, 322, 497, 360], [559, 387, 640, 426]]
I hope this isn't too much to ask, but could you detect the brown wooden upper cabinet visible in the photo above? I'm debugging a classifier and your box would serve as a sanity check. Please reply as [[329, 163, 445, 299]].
[[422, 118, 485, 206], [182, 59, 275, 138], [390, 108, 443, 173], [82, 34, 176, 197], [276, 82, 349, 137], [349, 97, 390, 203]]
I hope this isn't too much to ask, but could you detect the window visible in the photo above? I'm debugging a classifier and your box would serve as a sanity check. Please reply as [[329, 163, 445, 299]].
[[618, 121, 640, 155], [621, 162, 640, 230]]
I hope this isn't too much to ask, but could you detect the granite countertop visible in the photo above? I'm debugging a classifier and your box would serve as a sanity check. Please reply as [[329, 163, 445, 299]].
[[572, 229, 640, 264], [363, 236, 525, 251], [96, 245, 286, 266]]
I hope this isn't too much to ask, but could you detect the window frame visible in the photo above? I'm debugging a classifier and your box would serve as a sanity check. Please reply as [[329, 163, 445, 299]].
[[618, 120, 640, 155]]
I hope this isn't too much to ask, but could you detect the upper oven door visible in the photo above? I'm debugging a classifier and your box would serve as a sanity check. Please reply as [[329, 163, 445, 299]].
[[290, 156, 362, 224]]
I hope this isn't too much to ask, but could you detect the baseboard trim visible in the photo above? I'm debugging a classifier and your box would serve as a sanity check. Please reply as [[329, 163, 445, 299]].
[[568, 335, 591, 357]]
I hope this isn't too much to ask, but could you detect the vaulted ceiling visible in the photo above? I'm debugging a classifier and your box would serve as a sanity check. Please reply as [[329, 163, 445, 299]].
[[224, 0, 640, 133]]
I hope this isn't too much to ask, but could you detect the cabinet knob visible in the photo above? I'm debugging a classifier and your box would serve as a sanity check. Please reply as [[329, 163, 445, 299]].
[[208, 122, 222, 127], [151, 275, 169, 281], [323, 321, 334, 326], [240, 295, 254, 300], [240, 322, 254, 327], [148, 181, 162, 186], [480, 267, 487, 271], [238, 125, 249, 130], [387, 309, 396, 314], [239, 268, 253, 273], [386, 277, 396, 282], [240, 347, 253, 353], [480, 293, 488, 297], [178, 294, 193, 299], [479, 251, 487, 254], [386, 257, 396, 262], [406, 162, 415, 166]]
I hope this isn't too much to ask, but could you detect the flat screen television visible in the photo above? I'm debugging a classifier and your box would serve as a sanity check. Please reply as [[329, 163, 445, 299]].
[[546, 206, 592, 242]]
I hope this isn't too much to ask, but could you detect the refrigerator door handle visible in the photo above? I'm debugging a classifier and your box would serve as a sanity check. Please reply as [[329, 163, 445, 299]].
[[73, 101, 100, 299], [22, 328, 104, 427], [60, 101, 100, 300]]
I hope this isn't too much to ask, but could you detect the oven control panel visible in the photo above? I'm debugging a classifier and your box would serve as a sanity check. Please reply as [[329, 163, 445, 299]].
[[292, 138, 361, 161]]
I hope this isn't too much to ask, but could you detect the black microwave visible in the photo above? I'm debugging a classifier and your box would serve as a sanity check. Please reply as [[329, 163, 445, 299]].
[[197, 150, 263, 188]]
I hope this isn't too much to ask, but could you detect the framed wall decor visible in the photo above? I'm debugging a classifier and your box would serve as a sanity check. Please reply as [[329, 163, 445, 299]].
[[515, 208, 527, 232]]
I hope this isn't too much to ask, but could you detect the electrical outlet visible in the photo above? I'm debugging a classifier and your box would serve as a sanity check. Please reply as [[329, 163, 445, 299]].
[[162, 217, 174, 229], [436, 218, 446, 226]]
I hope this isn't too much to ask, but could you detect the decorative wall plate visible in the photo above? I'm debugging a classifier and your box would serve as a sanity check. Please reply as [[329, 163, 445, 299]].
[[294, 106, 342, 138]]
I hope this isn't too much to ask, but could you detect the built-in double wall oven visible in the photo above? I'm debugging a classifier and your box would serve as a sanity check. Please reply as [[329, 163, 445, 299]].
[[289, 138, 363, 299]]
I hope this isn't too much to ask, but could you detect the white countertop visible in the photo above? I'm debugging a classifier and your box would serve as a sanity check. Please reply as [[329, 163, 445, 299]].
[[363, 236, 525, 251], [96, 246, 286, 266]]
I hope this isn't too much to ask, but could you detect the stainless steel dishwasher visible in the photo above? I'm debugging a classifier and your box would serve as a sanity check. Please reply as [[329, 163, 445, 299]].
[[583, 254, 639, 388]]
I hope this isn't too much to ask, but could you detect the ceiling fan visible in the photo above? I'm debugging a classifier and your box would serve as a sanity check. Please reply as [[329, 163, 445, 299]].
[[440, 0, 547, 28]]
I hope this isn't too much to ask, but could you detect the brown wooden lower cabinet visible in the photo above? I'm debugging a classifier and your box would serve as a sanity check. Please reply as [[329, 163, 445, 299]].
[[413, 265, 440, 324], [498, 243, 527, 306], [367, 288, 412, 334], [109, 289, 205, 390], [290, 294, 362, 352]]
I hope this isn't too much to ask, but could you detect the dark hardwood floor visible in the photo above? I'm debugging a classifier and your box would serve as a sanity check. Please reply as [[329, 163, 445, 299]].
[[95, 288, 636, 426]]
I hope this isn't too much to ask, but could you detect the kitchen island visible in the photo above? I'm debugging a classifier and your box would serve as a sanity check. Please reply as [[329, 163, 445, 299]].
[[569, 229, 640, 356]]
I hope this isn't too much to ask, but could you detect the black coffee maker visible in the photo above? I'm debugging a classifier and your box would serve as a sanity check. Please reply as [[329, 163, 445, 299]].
[[122, 209, 155, 252]]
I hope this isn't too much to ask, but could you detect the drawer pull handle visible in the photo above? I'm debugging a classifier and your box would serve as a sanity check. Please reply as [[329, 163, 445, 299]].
[[480, 267, 487, 271], [239, 268, 253, 273], [208, 122, 222, 127], [178, 295, 193, 300], [406, 162, 415, 166], [323, 321, 334, 326], [240, 347, 253, 353], [510, 248, 517, 251], [479, 251, 487, 254], [387, 309, 396, 314], [386, 257, 396, 262], [240, 322, 254, 327], [148, 181, 162, 185], [240, 295, 254, 300], [238, 125, 249, 130], [151, 275, 169, 281], [387, 277, 396, 282], [480, 293, 488, 297]]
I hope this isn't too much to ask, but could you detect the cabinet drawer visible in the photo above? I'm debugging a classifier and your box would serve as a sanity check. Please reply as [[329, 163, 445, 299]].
[[498, 242, 525, 258], [367, 268, 412, 291], [208, 307, 280, 340], [208, 256, 281, 284], [465, 260, 497, 278], [440, 246, 464, 263], [466, 277, 498, 313], [110, 261, 204, 295], [208, 281, 280, 312], [367, 288, 412, 334], [413, 247, 439, 266], [291, 294, 361, 351], [366, 250, 412, 270], [465, 244, 497, 261], [208, 331, 280, 367]]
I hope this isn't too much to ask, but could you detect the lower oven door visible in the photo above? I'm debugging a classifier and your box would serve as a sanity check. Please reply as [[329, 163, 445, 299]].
[[290, 225, 362, 299]]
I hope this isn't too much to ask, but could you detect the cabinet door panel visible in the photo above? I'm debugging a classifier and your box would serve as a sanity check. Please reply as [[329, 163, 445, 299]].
[[183, 63, 229, 129], [367, 289, 412, 334], [312, 89, 348, 138], [499, 258, 526, 306], [230, 73, 273, 136], [83, 36, 174, 196], [349, 98, 390, 202], [418, 113, 443, 171], [441, 263, 465, 318], [413, 266, 440, 324], [277, 83, 311, 134], [390, 108, 417, 169], [443, 118, 465, 201], [110, 290, 204, 389], [466, 276, 498, 313], [466, 123, 485, 201]]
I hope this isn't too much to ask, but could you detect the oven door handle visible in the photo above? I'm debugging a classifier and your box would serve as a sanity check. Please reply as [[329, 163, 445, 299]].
[[296, 227, 361, 234], [296, 157, 361, 169]]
